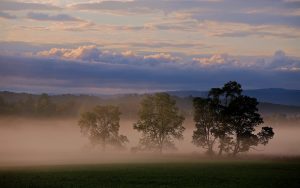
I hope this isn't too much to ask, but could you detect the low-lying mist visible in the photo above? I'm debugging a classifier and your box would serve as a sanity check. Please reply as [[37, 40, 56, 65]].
[[0, 117, 299, 167]]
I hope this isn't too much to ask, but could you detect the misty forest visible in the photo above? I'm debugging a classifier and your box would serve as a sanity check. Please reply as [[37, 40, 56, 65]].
[[0, 80, 278, 156]]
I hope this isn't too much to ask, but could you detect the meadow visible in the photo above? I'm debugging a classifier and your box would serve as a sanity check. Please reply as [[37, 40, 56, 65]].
[[1, 159, 300, 188]]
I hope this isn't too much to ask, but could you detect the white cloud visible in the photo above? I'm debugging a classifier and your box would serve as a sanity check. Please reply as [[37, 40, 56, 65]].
[[192, 54, 242, 68], [144, 53, 181, 62], [191, 50, 300, 72], [36, 45, 181, 66], [37, 45, 101, 61]]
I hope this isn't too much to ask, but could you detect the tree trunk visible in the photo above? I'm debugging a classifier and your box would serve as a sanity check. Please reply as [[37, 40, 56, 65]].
[[232, 139, 240, 156], [218, 139, 224, 156], [218, 146, 223, 156], [207, 147, 214, 156], [159, 143, 163, 154], [102, 137, 106, 152]]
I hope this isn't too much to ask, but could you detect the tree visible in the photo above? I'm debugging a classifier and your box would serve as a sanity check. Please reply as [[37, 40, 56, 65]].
[[192, 98, 219, 156], [225, 95, 273, 155], [24, 96, 35, 114], [36, 93, 56, 116], [206, 82, 243, 155], [78, 105, 128, 151], [0, 96, 7, 114], [134, 93, 185, 153], [192, 81, 274, 156]]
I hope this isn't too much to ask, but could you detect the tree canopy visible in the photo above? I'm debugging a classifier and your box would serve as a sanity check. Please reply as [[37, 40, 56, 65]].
[[133, 93, 185, 153], [79, 105, 128, 150]]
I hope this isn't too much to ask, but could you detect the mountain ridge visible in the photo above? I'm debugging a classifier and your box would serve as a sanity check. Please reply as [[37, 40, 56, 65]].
[[166, 88, 300, 106]]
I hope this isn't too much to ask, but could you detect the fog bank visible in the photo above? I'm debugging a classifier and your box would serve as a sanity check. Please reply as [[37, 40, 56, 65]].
[[0, 118, 299, 166]]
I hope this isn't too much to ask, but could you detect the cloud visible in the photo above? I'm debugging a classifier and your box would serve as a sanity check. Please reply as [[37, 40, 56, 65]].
[[144, 53, 181, 63], [69, 0, 212, 14], [0, 1, 60, 11], [193, 54, 239, 67], [38, 45, 101, 61], [6, 44, 300, 73], [1, 43, 300, 93], [191, 12, 300, 27], [191, 51, 300, 72], [1, 52, 300, 93], [69, 0, 300, 27], [213, 30, 300, 38], [27, 12, 83, 22], [36, 45, 182, 66], [122, 42, 210, 49], [0, 11, 17, 19], [269, 50, 300, 72]]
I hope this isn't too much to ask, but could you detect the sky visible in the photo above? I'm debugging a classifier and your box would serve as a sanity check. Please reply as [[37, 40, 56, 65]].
[[0, 0, 300, 94]]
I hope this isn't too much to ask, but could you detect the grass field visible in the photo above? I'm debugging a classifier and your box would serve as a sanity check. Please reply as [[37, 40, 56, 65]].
[[0, 159, 300, 188]]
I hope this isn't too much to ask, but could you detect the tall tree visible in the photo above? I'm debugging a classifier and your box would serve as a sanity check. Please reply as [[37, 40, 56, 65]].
[[79, 105, 128, 151], [215, 81, 242, 155], [225, 95, 274, 156], [134, 93, 185, 153], [192, 98, 219, 155], [192, 81, 274, 156]]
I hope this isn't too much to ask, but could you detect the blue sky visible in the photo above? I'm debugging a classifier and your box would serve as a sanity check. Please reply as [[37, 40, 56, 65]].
[[0, 0, 300, 94]]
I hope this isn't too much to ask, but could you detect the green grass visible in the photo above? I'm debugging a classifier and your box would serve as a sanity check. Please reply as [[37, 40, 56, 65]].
[[0, 160, 300, 188]]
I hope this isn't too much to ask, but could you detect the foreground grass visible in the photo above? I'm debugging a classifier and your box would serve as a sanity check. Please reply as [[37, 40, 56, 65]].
[[0, 160, 300, 188]]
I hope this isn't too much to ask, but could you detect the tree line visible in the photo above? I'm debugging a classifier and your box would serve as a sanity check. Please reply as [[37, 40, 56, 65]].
[[79, 81, 274, 156], [1, 90, 299, 126], [0, 93, 77, 117]]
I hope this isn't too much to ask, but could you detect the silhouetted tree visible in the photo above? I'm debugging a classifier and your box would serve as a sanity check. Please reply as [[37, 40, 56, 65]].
[[192, 81, 274, 156], [134, 93, 185, 153], [78, 105, 128, 151], [225, 95, 273, 155], [222, 81, 242, 106], [207, 82, 243, 155]]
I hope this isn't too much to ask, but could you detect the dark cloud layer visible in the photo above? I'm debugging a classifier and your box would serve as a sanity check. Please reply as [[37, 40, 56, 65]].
[[0, 48, 300, 93]]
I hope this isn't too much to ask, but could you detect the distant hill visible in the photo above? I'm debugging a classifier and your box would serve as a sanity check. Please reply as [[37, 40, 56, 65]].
[[167, 88, 300, 106], [244, 89, 300, 106]]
